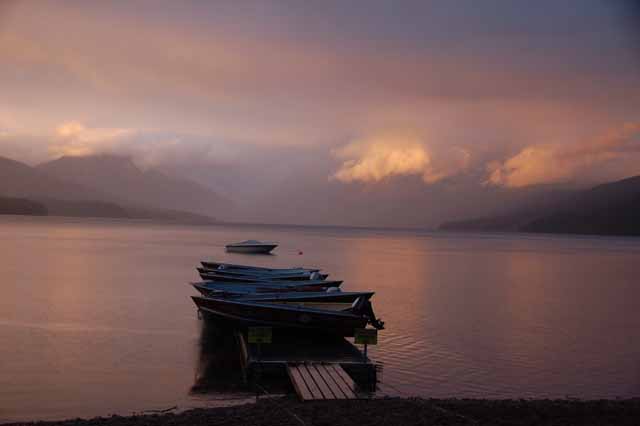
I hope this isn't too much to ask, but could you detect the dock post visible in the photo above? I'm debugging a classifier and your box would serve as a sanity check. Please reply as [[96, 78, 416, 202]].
[[354, 328, 378, 392], [255, 342, 261, 401], [247, 327, 272, 401]]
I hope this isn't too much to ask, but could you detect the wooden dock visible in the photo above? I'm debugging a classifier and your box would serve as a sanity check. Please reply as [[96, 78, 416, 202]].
[[235, 329, 378, 399], [287, 363, 357, 400]]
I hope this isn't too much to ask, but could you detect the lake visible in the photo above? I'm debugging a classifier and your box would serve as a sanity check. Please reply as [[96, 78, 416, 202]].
[[1, 216, 639, 422]]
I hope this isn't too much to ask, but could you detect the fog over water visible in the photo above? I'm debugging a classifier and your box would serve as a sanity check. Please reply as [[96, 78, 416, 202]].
[[1, 217, 639, 422]]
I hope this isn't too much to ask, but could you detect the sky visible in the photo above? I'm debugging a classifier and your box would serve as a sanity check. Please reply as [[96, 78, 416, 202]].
[[1, 0, 639, 225]]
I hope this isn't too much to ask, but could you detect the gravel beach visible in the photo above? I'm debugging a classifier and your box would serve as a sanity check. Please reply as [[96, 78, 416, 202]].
[[5, 397, 640, 426]]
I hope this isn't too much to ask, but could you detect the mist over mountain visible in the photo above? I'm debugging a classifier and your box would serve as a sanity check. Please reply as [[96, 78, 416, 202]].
[[0, 196, 47, 216], [523, 176, 640, 236], [37, 155, 230, 218], [163, 153, 578, 228], [441, 175, 640, 236], [1, 0, 639, 232], [0, 155, 218, 224], [2, 149, 639, 235], [0, 156, 104, 201]]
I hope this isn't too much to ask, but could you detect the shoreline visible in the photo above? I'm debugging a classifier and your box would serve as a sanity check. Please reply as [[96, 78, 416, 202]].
[[5, 397, 640, 426]]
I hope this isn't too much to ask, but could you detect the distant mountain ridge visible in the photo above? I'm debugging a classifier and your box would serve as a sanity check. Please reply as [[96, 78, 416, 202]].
[[0, 155, 220, 224], [37, 154, 229, 217], [522, 176, 640, 236], [0, 196, 47, 216], [0, 156, 103, 201], [440, 176, 640, 236]]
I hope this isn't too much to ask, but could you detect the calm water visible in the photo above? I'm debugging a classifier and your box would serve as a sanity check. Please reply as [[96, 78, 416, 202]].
[[1, 216, 640, 421]]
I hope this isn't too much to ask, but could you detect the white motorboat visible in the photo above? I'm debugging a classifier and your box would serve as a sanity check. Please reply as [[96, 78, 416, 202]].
[[225, 240, 278, 254]]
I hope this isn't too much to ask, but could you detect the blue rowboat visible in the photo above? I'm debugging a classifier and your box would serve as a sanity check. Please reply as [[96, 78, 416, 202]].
[[197, 269, 329, 282], [191, 280, 341, 296], [201, 261, 319, 274]]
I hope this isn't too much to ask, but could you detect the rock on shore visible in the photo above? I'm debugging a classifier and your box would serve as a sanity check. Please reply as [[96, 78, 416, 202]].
[[5, 397, 640, 426]]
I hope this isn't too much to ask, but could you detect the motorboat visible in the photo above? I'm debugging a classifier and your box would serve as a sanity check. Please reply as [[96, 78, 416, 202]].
[[225, 240, 278, 254], [191, 295, 384, 336]]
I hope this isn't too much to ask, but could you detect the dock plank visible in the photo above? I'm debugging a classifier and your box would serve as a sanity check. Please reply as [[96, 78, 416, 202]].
[[313, 364, 345, 399], [287, 365, 315, 401], [287, 363, 361, 400], [308, 364, 337, 399], [295, 364, 325, 400], [329, 364, 358, 395], [320, 364, 355, 399]]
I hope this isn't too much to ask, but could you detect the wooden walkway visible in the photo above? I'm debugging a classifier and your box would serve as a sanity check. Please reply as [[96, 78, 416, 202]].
[[234, 330, 378, 398], [287, 363, 358, 401]]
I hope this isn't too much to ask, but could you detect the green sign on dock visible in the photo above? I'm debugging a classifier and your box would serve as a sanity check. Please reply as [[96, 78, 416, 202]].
[[248, 327, 272, 344], [354, 328, 378, 345]]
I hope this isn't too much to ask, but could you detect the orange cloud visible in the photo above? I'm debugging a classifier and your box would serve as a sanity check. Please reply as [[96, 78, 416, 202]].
[[46, 121, 233, 168], [50, 121, 134, 157], [332, 133, 469, 184], [487, 122, 640, 187]]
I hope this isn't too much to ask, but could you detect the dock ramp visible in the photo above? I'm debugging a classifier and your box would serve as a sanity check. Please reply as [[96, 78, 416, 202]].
[[287, 363, 357, 401]]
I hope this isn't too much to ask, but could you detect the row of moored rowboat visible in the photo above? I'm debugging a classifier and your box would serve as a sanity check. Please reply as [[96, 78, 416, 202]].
[[190, 261, 384, 337]]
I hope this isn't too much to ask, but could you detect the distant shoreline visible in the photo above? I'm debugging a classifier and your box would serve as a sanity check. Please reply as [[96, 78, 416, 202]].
[[3, 213, 640, 239], [0, 212, 439, 232], [4, 397, 640, 426]]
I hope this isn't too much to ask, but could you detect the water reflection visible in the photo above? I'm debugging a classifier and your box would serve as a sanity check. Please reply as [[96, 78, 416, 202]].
[[2, 217, 640, 422], [191, 321, 245, 394], [191, 319, 297, 398]]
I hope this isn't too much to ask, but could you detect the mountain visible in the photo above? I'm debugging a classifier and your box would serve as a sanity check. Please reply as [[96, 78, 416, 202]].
[[522, 176, 640, 236], [228, 163, 577, 228], [0, 196, 47, 216], [0, 156, 102, 201], [0, 155, 217, 224], [37, 155, 229, 218], [440, 176, 640, 236]]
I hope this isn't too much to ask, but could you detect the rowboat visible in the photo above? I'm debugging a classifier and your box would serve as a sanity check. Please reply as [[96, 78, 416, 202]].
[[191, 295, 384, 336], [225, 240, 278, 254], [194, 292, 374, 320], [191, 280, 342, 296], [238, 290, 374, 303], [193, 281, 366, 300], [198, 269, 330, 283], [201, 261, 318, 273], [234, 291, 375, 312], [198, 266, 325, 279]]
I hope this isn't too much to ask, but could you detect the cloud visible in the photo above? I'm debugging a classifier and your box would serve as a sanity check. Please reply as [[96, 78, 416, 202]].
[[331, 133, 469, 184], [50, 121, 133, 157], [487, 122, 640, 187], [46, 121, 240, 168]]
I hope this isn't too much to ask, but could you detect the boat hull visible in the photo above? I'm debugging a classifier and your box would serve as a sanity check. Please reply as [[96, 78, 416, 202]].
[[192, 296, 367, 336], [192, 281, 341, 296], [198, 271, 331, 282], [225, 244, 277, 254], [241, 291, 374, 304], [199, 267, 323, 279], [201, 261, 317, 273]]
